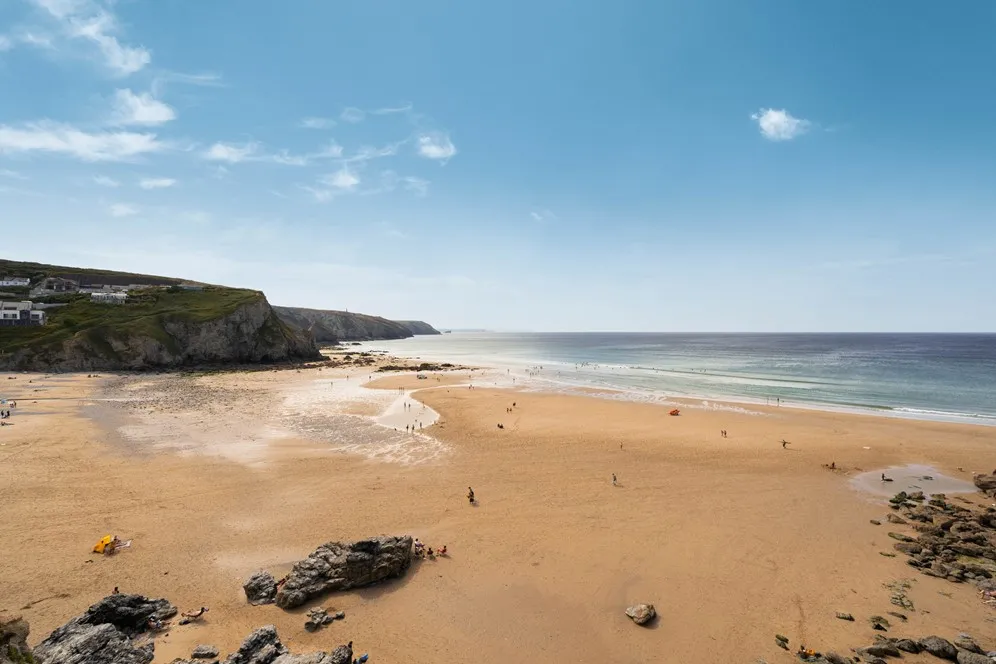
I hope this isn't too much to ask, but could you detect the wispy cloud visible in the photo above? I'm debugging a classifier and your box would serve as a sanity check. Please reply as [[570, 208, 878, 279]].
[[138, 177, 176, 190], [109, 202, 138, 217], [93, 175, 119, 186], [340, 107, 366, 124], [202, 141, 259, 163], [0, 122, 166, 161], [300, 117, 336, 129], [109, 89, 175, 126], [371, 103, 413, 115], [150, 71, 223, 97], [0, 169, 28, 180], [751, 108, 811, 141], [417, 132, 457, 161], [30, 0, 151, 76], [530, 209, 557, 223], [403, 176, 429, 197]]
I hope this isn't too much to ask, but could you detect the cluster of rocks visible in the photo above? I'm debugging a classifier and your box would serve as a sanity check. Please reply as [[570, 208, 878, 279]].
[[304, 607, 344, 632], [5, 595, 356, 664], [878, 483, 996, 589], [775, 632, 995, 664], [171, 625, 353, 664], [243, 536, 413, 609]]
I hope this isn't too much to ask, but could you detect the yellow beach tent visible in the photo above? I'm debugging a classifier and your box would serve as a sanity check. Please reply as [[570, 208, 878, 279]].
[[93, 535, 114, 554]]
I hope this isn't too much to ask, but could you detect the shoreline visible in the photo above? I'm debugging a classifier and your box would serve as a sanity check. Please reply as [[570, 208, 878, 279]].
[[356, 340, 996, 428]]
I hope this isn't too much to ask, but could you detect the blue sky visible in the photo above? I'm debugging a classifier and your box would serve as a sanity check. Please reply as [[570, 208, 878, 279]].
[[1, 0, 994, 332]]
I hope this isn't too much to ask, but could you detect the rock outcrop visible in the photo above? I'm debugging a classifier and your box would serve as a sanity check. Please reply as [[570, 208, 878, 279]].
[[974, 474, 996, 496], [273, 306, 438, 343], [0, 614, 31, 664], [33, 594, 176, 664], [243, 571, 278, 606], [274, 536, 413, 609]]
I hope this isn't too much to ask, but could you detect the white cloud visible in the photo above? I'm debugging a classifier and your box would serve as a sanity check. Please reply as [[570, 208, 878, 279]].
[[109, 202, 137, 217], [340, 107, 366, 123], [31, 0, 151, 76], [93, 175, 119, 186], [270, 150, 309, 166], [403, 176, 429, 197], [139, 177, 176, 190], [321, 167, 360, 191], [151, 71, 222, 98], [203, 141, 258, 163], [750, 108, 811, 141], [0, 169, 27, 180], [109, 89, 176, 126], [0, 122, 165, 161], [417, 132, 457, 161], [530, 209, 556, 223], [300, 117, 336, 129]]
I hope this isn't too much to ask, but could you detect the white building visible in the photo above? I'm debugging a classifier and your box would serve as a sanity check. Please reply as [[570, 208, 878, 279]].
[[90, 292, 127, 304], [0, 277, 30, 287], [0, 301, 45, 325]]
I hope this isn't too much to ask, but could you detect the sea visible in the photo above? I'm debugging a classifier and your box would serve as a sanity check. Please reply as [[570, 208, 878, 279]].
[[358, 333, 996, 426]]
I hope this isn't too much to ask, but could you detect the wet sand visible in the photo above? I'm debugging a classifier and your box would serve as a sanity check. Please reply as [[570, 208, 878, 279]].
[[2, 365, 996, 663]]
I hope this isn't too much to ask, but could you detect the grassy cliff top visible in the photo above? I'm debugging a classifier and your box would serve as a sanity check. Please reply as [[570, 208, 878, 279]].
[[0, 287, 262, 355], [0, 259, 201, 287]]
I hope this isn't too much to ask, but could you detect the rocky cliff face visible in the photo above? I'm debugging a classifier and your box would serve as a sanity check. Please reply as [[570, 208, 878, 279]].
[[396, 320, 441, 336], [274, 306, 424, 343], [1, 295, 319, 371]]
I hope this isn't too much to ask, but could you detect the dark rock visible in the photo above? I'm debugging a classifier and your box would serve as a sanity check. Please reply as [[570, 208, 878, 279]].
[[895, 639, 921, 653], [888, 514, 908, 525], [886, 611, 908, 622], [909, 490, 926, 501], [34, 594, 176, 664], [0, 613, 31, 664], [192, 645, 220, 659], [625, 604, 656, 626], [870, 519, 882, 526], [859, 643, 901, 658], [243, 571, 278, 606], [895, 541, 923, 555], [224, 625, 287, 664], [303, 608, 333, 633], [956, 651, 992, 664], [868, 615, 890, 631], [835, 612, 854, 621], [919, 636, 958, 660], [327, 643, 354, 664], [824, 653, 851, 664], [974, 474, 996, 494], [275, 536, 413, 609], [954, 634, 984, 655], [888, 532, 915, 542]]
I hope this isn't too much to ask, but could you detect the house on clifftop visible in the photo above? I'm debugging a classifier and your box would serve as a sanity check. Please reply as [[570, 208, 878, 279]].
[[0, 301, 46, 326]]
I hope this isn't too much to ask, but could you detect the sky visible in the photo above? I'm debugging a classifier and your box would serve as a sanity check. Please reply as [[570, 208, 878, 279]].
[[1, 0, 994, 332]]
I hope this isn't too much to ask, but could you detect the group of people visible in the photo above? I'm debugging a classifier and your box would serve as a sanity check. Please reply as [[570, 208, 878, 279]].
[[720, 429, 728, 438], [413, 538, 447, 559]]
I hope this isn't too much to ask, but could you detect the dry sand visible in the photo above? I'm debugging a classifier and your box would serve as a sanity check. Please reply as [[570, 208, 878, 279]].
[[2, 363, 996, 663]]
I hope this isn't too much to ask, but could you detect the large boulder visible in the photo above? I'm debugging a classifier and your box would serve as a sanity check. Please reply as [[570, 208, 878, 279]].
[[0, 614, 31, 664], [956, 651, 992, 664], [275, 536, 413, 609], [33, 594, 177, 664], [243, 571, 278, 606], [919, 636, 958, 661]]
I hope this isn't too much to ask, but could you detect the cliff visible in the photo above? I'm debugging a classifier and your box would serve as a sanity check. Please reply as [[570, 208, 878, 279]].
[[0, 287, 319, 371], [396, 320, 441, 336], [273, 306, 435, 343]]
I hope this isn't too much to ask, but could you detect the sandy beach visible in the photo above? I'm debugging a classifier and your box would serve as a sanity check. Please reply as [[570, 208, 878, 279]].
[[2, 360, 996, 663]]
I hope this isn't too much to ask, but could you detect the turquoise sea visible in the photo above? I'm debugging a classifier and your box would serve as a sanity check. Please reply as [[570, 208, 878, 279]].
[[360, 333, 996, 426]]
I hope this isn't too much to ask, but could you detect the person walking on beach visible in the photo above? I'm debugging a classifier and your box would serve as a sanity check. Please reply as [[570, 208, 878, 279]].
[[612, 473, 618, 486], [467, 487, 475, 504], [781, 439, 789, 449]]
